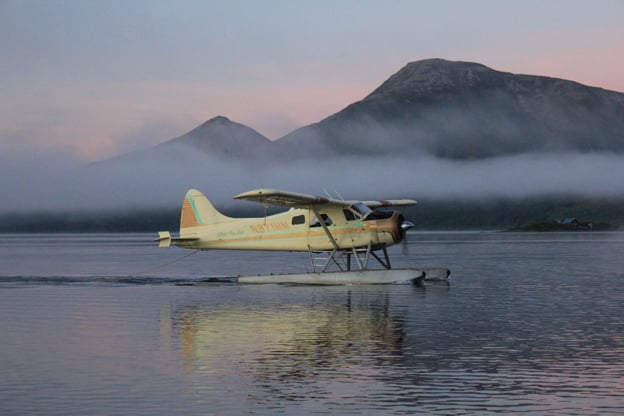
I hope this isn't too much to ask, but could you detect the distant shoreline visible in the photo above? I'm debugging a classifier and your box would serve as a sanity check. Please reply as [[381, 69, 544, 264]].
[[508, 220, 618, 232], [1, 197, 623, 233]]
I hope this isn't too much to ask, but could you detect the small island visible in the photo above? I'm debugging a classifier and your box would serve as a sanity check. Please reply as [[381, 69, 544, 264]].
[[509, 217, 619, 232]]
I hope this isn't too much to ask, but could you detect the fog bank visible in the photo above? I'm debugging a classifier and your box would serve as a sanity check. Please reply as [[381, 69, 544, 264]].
[[1, 150, 623, 214]]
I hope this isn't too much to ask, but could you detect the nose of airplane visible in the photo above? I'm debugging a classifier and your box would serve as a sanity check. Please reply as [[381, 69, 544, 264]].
[[400, 220, 415, 231], [374, 212, 415, 244], [392, 213, 414, 243]]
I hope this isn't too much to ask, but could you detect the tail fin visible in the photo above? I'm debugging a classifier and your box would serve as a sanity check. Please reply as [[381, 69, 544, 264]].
[[180, 189, 231, 231]]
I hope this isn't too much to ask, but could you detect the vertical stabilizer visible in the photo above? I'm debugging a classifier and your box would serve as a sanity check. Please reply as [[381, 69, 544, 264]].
[[180, 189, 231, 231]]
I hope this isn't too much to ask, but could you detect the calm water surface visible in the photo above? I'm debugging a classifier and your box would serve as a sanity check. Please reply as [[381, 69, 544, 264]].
[[1, 232, 623, 415]]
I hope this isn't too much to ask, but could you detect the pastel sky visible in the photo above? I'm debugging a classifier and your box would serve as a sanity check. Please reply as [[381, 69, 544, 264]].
[[2, 0, 623, 161]]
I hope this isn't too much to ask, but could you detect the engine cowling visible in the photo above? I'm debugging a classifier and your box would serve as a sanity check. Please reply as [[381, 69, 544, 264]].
[[369, 211, 414, 244]]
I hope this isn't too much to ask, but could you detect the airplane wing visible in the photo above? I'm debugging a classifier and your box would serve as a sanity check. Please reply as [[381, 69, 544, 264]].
[[234, 189, 417, 209], [234, 188, 335, 208]]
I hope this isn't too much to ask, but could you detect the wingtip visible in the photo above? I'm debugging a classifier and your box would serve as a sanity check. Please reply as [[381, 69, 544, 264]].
[[234, 188, 275, 200]]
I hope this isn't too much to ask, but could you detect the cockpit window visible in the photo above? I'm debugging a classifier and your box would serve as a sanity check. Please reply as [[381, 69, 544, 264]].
[[343, 209, 357, 221], [310, 214, 332, 227], [351, 203, 373, 218]]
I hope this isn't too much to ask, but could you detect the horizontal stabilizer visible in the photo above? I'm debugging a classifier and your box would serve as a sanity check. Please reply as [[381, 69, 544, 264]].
[[156, 231, 172, 248], [156, 231, 200, 248]]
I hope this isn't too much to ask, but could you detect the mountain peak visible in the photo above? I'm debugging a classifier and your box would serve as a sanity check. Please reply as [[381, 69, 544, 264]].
[[285, 58, 624, 159], [186, 115, 238, 135], [367, 58, 496, 98], [170, 115, 271, 160]]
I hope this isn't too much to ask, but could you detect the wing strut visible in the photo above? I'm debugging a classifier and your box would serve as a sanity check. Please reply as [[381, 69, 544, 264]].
[[311, 206, 339, 251]]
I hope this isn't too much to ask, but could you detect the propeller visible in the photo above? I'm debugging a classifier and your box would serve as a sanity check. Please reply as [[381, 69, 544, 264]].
[[401, 220, 415, 232], [399, 216, 414, 256], [399, 215, 414, 256]]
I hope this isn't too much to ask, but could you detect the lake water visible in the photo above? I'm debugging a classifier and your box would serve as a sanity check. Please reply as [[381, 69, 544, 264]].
[[1, 232, 623, 415]]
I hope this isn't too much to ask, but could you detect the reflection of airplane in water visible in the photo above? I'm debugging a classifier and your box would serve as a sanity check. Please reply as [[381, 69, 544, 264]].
[[158, 188, 449, 284], [170, 292, 407, 382]]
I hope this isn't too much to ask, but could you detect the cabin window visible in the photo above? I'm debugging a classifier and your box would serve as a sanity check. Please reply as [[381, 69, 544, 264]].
[[291, 215, 305, 225], [351, 202, 372, 218], [343, 209, 357, 221], [310, 214, 332, 227]]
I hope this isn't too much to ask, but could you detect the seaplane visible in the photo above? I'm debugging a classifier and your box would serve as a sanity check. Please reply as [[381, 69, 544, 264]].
[[157, 188, 449, 285]]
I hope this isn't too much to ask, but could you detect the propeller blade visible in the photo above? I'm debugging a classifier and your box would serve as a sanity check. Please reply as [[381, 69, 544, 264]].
[[400, 220, 414, 256], [401, 220, 415, 231]]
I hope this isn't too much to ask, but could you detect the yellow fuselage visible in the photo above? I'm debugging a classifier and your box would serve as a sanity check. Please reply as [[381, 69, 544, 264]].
[[178, 207, 402, 252]]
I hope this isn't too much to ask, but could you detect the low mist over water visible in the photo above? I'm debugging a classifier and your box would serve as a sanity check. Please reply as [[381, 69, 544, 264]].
[[2, 150, 624, 214]]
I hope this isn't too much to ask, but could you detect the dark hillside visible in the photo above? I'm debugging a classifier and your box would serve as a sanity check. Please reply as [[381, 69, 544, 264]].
[[276, 59, 624, 159]]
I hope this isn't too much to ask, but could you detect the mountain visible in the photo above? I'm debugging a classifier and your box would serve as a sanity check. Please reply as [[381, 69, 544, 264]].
[[98, 115, 272, 166], [80, 59, 624, 218], [161, 115, 272, 160], [275, 59, 624, 159], [99, 59, 624, 164]]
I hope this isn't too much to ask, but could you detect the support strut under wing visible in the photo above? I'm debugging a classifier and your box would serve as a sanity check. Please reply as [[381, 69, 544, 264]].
[[311, 206, 339, 251]]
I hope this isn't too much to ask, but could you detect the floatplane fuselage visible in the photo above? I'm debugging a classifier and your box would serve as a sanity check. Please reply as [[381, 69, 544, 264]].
[[157, 189, 448, 283], [158, 189, 414, 253]]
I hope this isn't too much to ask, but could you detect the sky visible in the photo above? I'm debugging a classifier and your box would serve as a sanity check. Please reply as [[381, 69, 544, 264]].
[[2, 0, 624, 163]]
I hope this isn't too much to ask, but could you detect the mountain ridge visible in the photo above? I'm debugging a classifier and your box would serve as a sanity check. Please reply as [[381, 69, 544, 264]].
[[275, 58, 624, 159], [96, 58, 624, 165]]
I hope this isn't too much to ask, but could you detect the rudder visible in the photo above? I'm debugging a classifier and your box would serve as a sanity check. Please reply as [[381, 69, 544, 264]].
[[180, 189, 231, 231]]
